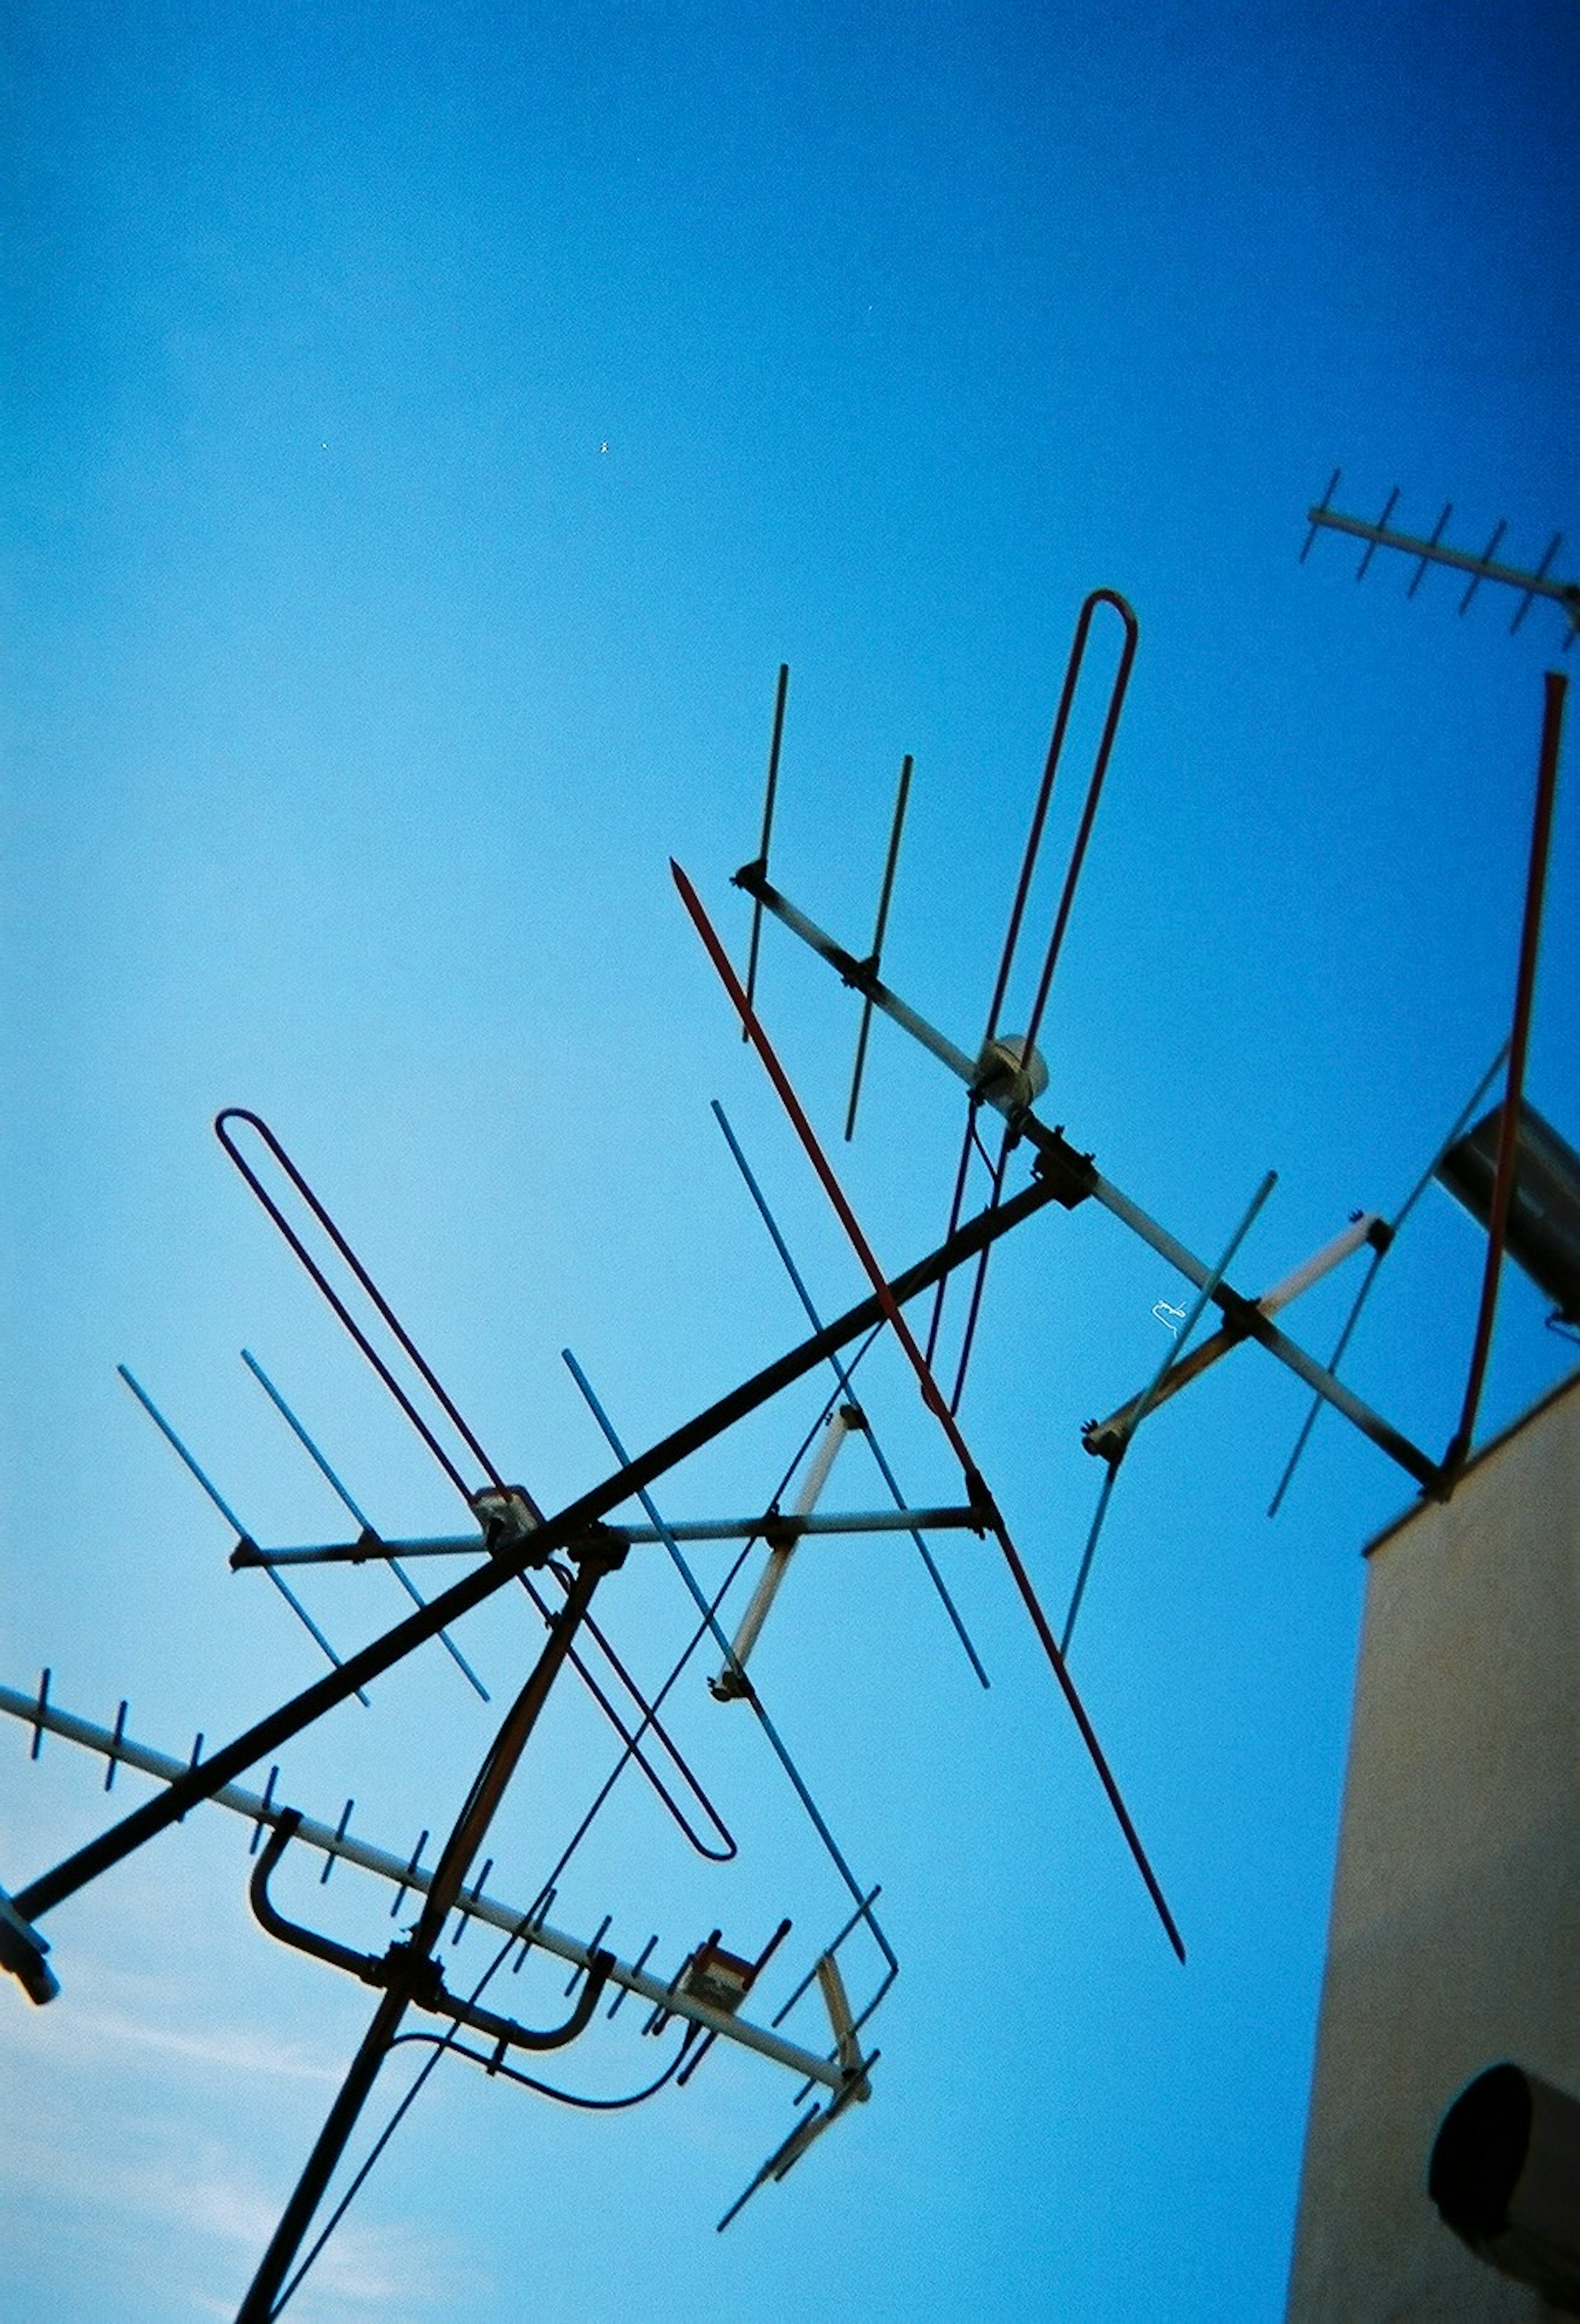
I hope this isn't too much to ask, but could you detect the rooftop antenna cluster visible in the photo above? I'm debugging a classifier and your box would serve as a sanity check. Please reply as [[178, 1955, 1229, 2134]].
[[2, 500, 1571, 2317]]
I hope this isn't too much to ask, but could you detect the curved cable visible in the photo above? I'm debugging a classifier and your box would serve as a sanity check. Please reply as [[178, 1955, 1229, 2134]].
[[389, 2023, 695, 2110]]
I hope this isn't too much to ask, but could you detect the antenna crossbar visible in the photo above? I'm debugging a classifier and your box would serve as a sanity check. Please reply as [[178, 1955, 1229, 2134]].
[[234, 1505, 988, 1568], [734, 865, 1438, 1490], [1303, 491, 1578, 634]]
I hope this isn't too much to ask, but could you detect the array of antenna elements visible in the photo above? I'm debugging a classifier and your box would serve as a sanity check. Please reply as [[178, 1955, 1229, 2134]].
[[2, 535, 1568, 2319]]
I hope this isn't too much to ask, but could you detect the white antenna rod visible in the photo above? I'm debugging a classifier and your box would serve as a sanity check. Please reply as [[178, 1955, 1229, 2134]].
[[713, 1407, 860, 1697]]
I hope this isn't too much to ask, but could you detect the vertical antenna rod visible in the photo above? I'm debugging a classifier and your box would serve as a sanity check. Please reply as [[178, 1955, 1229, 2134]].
[[743, 664, 790, 1028], [926, 589, 1138, 1382], [1441, 670, 1568, 1480], [844, 754, 913, 1140]]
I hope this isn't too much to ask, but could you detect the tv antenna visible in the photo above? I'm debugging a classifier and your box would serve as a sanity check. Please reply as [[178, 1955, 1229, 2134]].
[[1301, 470, 1578, 643], [2, 1017, 1173, 2310], [713, 592, 1569, 1651], [2, 582, 1566, 2319]]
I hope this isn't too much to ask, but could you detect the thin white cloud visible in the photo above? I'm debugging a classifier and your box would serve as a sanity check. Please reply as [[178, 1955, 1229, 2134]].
[[67, 2002, 344, 2084]]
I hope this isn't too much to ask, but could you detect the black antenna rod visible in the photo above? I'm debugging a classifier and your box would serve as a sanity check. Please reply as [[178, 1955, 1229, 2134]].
[[924, 590, 1137, 1377], [844, 753, 913, 1141], [742, 663, 790, 1030]]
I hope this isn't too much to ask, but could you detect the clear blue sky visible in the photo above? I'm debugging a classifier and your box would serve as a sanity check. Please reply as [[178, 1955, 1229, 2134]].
[[3, 4, 1576, 2318]]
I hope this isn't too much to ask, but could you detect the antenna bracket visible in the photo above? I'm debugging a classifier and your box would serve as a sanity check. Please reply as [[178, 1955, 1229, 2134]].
[[0, 1884, 58, 2005], [1029, 1128, 1098, 1210], [567, 1521, 631, 1576], [472, 1487, 549, 1564]]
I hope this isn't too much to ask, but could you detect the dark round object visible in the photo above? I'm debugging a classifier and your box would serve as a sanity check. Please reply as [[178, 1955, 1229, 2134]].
[[1429, 2062, 1533, 2239]]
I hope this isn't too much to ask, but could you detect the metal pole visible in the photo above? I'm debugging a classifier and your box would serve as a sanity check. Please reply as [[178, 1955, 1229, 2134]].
[[235, 1538, 614, 2322], [236, 1506, 987, 1564]]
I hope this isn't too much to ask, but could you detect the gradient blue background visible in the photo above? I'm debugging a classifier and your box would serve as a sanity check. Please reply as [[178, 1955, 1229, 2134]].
[[3, 4, 1577, 2317]]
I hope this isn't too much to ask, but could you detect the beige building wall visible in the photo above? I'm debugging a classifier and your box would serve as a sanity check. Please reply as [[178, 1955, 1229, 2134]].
[[1286, 1368, 1580, 2322]]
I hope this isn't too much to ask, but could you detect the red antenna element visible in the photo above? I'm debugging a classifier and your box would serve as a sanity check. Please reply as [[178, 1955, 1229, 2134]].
[[671, 855, 1186, 1963]]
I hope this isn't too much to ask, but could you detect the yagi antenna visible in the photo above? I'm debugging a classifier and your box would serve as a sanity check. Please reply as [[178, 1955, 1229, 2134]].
[[1302, 470, 1578, 643], [16, 599, 1559, 2310], [8, 1084, 1050, 2306]]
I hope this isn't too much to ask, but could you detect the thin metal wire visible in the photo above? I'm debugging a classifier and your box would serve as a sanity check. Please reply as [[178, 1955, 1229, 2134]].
[[1061, 1171, 1277, 1654], [115, 1366, 369, 1708], [528, 1368, 866, 1904], [711, 1099, 990, 1686], [241, 1350, 490, 1702], [515, 1565, 738, 1863], [534, 1538, 757, 1899], [946, 1126, 1016, 1416], [921, 1111, 981, 1368]]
